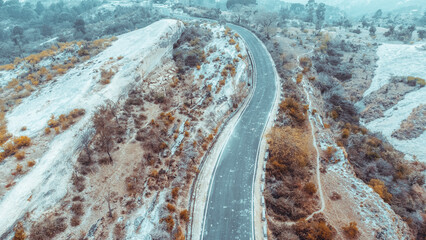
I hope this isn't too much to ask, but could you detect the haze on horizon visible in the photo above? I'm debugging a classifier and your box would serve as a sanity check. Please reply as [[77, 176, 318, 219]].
[[280, 0, 425, 15]]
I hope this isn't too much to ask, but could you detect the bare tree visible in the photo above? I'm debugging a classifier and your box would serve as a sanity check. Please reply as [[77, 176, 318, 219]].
[[105, 191, 113, 218], [78, 129, 94, 164], [255, 12, 278, 39], [93, 106, 115, 163], [105, 100, 121, 126]]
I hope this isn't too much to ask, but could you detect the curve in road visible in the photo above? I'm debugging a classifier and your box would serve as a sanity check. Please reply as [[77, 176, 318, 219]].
[[201, 24, 277, 240]]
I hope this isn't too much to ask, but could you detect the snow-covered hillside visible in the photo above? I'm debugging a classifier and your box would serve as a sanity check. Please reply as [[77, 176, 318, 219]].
[[0, 19, 184, 238], [361, 43, 426, 162]]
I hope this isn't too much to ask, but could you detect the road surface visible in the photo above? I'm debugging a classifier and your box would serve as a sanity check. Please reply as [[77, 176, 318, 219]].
[[201, 24, 277, 240]]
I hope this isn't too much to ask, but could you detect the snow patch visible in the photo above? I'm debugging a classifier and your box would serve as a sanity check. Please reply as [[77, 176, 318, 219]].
[[363, 43, 426, 97], [362, 43, 426, 162]]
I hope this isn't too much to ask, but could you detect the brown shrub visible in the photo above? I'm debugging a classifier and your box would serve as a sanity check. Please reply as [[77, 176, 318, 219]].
[[30, 216, 67, 240], [342, 222, 359, 239], [100, 69, 115, 84], [324, 146, 337, 160], [267, 126, 310, 180], [296, 73, 303, 83], [71, 203, 84, 216], [166, 203, 176, 212], [13, 222, 26, 240], [27, 160, 36, 167], [303, 182, 317, 195], [70, 216, 81, 227], [174, 226, 185, 240], [160, 215, 174, 232], [279, 98, 306, 125], [172, 187, 179, 199], [15, 151, 25, 160], [294, 220, 334, 240], [341, 128, 350, 139], [114, 223, 125, 239], [180, 209, 189, 222]]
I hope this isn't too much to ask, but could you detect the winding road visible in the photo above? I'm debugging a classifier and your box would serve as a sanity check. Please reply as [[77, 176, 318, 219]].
[[201, 24, 277, 240]]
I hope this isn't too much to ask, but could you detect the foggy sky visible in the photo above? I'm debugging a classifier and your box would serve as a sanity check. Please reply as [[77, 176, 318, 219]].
[[282, 0, 425, 15]]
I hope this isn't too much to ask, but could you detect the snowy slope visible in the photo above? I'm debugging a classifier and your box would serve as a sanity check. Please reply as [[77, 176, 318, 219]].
[[0, 19, 184, 237], [362, 43, 426, 162]]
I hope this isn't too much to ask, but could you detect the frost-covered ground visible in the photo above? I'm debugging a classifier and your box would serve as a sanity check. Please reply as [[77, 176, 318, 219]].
[[0, 19, 184, 238], [362, 43, 426, 162]]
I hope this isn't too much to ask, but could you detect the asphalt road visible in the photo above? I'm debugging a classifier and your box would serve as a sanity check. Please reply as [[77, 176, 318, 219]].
[[201, 24, 277, 240]]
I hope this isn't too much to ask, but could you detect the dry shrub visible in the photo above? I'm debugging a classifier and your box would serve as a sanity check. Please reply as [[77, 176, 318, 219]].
[[13, 221, 26, 240], [70, 216, 81, 227], [324, 146, 337, 160], [30, 216, 67, 240], [180, 209, 189, 222], [71, 203, 84, 216], [15, 164, 23, 173], [13, 136, 31, 148], [341, 128, 350, 139], [72, 173, 86, 192], [296, 73, 303, 83], [368, 179, 392, 203], [304, 182, 317, 195], [172, 187, 179, 199], [166, 203, 176, 212], [15, 151, 25, 160], [114, 223, 125, 239], [279, 98, 306, 125], [342, 222, 359, 239], [329, 192, 341, 201], [160, 215, 174, 232], [267, 126, 310, 180], [27, 160, 36, 167], [0, 64, 15, 71], [100, 69, 115, 84], [174, 226, 185, 240], [48, 116, 59, 128], [294, 220, 334, 240], [2, 142, 18, 159]]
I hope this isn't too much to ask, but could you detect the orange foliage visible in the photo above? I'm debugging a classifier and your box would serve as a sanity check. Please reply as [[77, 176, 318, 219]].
[[172, 187, 179, 199], [180, 209, 189, 222], [13, 221, 26, 240], [27, 160, 36, 167], [167, 203, 176, 212], [0, 64, 15, 71], [267, 127, 310, 179], [296, 73, 303, 83], [160, 215, 174, 232], [174, 226, 185, 240], [13, 136, 31, 148], [279, 98, 306, 124], [369, 179, 392, 203], [7, 79, 19, 89]]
